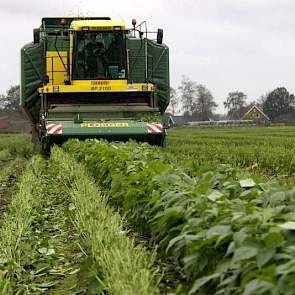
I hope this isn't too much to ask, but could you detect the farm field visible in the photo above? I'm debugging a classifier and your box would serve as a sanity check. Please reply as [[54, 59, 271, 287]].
[[1, 128, 295, 294], [166, 127, 295, 183]]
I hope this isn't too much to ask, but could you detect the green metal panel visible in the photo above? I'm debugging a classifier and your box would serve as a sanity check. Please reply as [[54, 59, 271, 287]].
[[126, 37, 170, 113], [48, 120, 152, 135], [126, 37, 147, 83], [47, 105, 161, 121], [42, 119, 166, 150], [147, 40, 170, 113], [46, 35, 70, 51], [20, 41, 45, 123]]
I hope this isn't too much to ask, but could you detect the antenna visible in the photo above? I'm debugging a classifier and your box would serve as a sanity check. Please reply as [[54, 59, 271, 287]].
[[75, 0, 83, 16], [85, 9, 95, 16], [62, 0, 65, 15]]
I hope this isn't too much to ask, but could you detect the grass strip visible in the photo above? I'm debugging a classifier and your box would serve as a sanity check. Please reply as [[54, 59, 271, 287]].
[[0, 134, 33, 220], [0, 149, 11, 164], [51, 147, 159, 295], [0, 156, 46, 293], [0, 134, 32, 159]]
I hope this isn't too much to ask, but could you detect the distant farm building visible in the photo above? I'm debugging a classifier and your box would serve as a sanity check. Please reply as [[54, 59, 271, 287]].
[[0, 114, 31, 133], [164, 113, 258, 128], [164, 113, 187, 127], [242, 105, 270, 123]]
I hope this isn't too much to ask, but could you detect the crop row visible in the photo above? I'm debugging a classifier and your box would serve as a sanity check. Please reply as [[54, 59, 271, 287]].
[[0, 158, 27, 219], [0, 134, 32, 160], [0, 134, 32, 222], [166, 127, 295, 180], [64, 139, 295, 294], [0, 148, 158, 294]]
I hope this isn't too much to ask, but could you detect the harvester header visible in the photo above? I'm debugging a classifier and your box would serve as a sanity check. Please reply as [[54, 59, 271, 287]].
[[21, 16, 169, 151]]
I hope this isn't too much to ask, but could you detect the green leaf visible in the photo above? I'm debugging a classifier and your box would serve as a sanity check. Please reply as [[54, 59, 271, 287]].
[[216, 232, 233, 248], [233, 246, 258, 261], [206, 225, 231, 238], [240, 179, 256, 188], [279, 221, 295, 230], [38, 247, 47, 254], [189, 273, 221, 295], [183, 253, 198, 270], [33, 281, 59, 288], [215, 259, 232, 274], [256, 249, 275, 268], [46, 248, 55, 256], [166, 234, 186, 253], [225, 241, 235, 256], [207, 190, 223, 201], [68, 203, 76, 211], [264, 231, 285, 249], [242, 279, 274, 295], [269, 191, 285, 206]]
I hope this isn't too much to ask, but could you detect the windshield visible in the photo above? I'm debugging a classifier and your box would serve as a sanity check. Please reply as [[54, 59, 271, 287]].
[[73, 30, 126, 80]]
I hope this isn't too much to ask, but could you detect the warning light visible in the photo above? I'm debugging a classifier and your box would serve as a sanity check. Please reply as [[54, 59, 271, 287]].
[[132, 19, 137, 26]]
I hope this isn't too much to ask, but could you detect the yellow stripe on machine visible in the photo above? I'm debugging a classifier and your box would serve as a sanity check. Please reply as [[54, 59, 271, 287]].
[[71, 19, 126, 31], [38, 80, 155, 93]]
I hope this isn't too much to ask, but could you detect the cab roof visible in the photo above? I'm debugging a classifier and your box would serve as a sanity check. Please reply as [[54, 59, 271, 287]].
[[71, 19, 126, 31]]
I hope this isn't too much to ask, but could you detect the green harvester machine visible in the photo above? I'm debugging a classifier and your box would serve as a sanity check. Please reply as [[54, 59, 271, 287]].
[[20, 17, 169, 152]]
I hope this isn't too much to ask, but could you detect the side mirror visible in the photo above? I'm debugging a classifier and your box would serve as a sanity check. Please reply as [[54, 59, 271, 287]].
[[33, 28, 40, 44], [157, 29, 163, 44]]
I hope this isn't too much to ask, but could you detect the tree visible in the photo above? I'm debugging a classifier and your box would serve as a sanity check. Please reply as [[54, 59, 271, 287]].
[[178, 76, 198, 116], [167, 87, 179, 115], [0, 85, 20, 113], [263, 87, 295, 121], [256, 94, 267, 108], [224, 91, 247, 120], [194, 84, 217, 121], [0, 94, 5, 110]]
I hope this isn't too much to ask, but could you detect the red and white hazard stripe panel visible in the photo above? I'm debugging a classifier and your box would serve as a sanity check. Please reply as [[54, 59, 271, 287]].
[[46, 123, 62, 135], [147, 123, 164, 133]]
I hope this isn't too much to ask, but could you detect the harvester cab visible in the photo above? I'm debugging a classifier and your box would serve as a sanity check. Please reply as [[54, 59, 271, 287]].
[[21, 17, 170, 152]]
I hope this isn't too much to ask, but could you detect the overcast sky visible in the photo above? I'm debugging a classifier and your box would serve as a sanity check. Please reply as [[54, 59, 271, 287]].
[[1, 0, 295, 112]]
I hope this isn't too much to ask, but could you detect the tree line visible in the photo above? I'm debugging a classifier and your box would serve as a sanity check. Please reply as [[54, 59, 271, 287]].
[[168, 76, 295, 123], [0, 85, 20, 114]]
